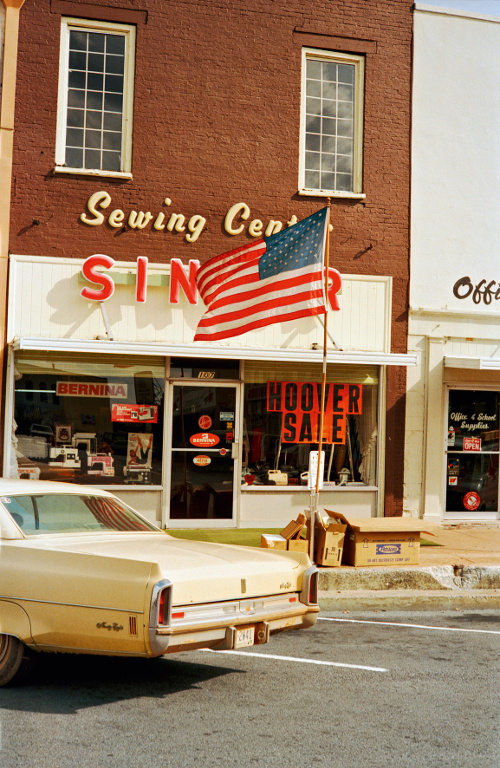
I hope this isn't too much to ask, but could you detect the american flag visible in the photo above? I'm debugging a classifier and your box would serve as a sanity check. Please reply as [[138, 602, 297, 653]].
[[194, 208, 329, 342]]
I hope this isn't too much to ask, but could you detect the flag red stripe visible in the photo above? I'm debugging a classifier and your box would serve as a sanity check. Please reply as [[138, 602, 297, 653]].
[[200, 259, 260, 303], [194, 306, 326, 341], [205, 270, 324, 312], [197, 241, 265, 293], [196, 287, 325, 328]]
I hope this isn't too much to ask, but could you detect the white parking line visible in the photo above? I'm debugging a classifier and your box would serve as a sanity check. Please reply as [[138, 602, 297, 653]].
[[319, 617, 500, 635], [202, 649, 387, 672]]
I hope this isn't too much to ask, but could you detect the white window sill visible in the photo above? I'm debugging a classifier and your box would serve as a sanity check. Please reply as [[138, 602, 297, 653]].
[[298, 189, 366, 200], [54, 166, 133, 180], [241, 484, 377, 491]]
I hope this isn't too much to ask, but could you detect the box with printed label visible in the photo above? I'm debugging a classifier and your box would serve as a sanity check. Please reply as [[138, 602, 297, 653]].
[[323, 509, 436, 567]]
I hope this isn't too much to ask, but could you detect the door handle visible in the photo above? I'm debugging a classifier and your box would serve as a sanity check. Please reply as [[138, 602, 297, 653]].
[[231, 443, 239, 460]]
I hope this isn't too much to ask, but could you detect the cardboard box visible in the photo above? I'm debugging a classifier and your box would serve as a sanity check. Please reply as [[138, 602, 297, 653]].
[[280, 513, 306, 541], [315, 524, 346, 566], [260, 534, 287, 550], [287, 538, 309, 553], [324, 509, 435, 567]]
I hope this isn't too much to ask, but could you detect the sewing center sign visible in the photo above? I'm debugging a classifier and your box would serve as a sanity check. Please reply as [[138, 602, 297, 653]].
[[267, 381, 362, 444]]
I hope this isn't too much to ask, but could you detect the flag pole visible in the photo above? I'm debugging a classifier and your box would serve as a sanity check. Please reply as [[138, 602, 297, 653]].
[[309, 200, 331, 562]]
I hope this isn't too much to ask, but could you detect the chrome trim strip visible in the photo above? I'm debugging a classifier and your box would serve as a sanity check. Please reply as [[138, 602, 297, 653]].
[[0, 595, 144, 613]]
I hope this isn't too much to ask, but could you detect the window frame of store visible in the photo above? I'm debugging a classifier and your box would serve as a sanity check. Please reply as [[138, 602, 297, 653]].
[[55, 16, 136, 178], [298, 47, 365, 198], [164, 360, 243, 529], [444, 384, 500, 521]]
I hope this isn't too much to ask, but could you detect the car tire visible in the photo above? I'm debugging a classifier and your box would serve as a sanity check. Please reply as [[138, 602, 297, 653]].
[[0, 634, 31, 687]]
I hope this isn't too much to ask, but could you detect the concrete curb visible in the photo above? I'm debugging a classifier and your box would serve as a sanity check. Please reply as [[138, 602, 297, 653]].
[[318, 588, 500, 612], [317, 565, 500, 610], [318, 565, 500, 591]]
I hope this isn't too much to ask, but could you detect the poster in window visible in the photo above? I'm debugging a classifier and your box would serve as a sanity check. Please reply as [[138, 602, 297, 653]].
[[126, 433, 153, 470]]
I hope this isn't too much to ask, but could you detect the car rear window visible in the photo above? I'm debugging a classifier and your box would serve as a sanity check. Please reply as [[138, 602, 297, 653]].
[[0, 494, 158, 535]]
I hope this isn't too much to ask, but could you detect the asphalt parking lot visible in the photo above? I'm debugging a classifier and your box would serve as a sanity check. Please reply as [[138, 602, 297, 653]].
[[1, 610, 499, 768]]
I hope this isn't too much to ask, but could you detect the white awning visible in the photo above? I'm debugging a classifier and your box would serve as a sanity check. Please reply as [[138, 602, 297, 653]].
[[12, 337, 418, 367], [444, 355, 500, 371]]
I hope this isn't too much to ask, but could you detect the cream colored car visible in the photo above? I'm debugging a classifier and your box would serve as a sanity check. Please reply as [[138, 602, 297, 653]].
[[0, 480, 318, 686]]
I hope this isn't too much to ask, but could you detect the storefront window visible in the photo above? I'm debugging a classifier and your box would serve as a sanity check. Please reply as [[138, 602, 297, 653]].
[[13, 354, 164, 486], [446, 390, 499, 512], [242, 362, 378, 487]]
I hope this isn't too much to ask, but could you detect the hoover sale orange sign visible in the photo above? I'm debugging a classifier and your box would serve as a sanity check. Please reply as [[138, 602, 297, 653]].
[[267, 381, 362, 444]]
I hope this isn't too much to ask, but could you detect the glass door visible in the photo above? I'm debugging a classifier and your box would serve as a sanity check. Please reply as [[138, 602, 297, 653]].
[[445, 389, 499, 518], [167, 382, 239, 525]]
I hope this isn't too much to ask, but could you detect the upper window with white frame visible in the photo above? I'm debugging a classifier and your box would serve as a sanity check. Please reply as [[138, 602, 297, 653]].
[[299, 48, 365, 197], [56, 17, 135, 177]]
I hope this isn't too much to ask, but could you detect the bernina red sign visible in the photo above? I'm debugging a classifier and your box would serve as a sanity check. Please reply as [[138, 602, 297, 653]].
[[189, 432, 220, 448], [56, 382, 128, 398]]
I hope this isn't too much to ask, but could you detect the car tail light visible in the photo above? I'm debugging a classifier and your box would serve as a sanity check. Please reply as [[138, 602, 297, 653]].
[[150, 579, 173, 627], [300, 566, 319, 606]]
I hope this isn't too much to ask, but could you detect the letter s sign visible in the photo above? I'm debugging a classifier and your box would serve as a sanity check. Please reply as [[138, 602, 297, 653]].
[[81, 254, 115, 301]]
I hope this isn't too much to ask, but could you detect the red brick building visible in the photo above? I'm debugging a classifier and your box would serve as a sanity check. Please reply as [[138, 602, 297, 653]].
[[4, 0, 415, 529]]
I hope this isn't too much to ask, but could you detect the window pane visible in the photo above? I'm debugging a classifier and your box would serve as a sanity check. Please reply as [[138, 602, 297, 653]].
[[337, 154, 352, 173], [69, 50, 86, 70], [322, 117, 336, 136], [306, 115, 321, 133], [338, 64, 354, 84], [105, 74, 123, 94], [322, 135, 336, 153], [87, 72, 104, 91], [85, 129, 102, 149], [104, 92, 123, 112], [103, 112, 122, 131], [306, 79, 321, 97], [69, 31, 87, 51], [306, 59, 321, 79], [106, 34, 125, 55], [103, 132, 121, 150], [88, 33, 105, 53], [322, 62, 337, 82], [305, 170, 320, 188], [88, 53, 104, 72], [320, 171, 336, 188], [306, 96, 321, 116], [68, 89, 85, 108], [321, 100, 336, 118], [305, 151, 320, 170], [86, 91, 103, 110], [305, 133, 321, 152], [67, 109, 84, 127], [86, 111, 102, 129], [102, 151, 121, 172], [336, 173, 352, 191], [66, 127, 84, 147], [65, 147, 83, 167], [322, 81, 336, 100], [85, 148, 101, 168], [68, 70, 86, 89], [105, 54, 125, 75]]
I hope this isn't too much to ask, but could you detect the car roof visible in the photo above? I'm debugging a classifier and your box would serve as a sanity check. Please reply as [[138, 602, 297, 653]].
[[0, 478, 114, 496]]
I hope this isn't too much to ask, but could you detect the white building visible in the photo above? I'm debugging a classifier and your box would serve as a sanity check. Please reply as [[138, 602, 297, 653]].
[[406, 3, 500, 522]]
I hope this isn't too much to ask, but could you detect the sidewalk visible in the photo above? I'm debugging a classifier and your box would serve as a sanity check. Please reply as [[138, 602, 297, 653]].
[[318, 524, 500, 611]]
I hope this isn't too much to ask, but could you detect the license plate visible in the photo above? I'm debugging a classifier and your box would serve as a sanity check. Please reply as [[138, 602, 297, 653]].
[[235, 626, 255, 649]]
